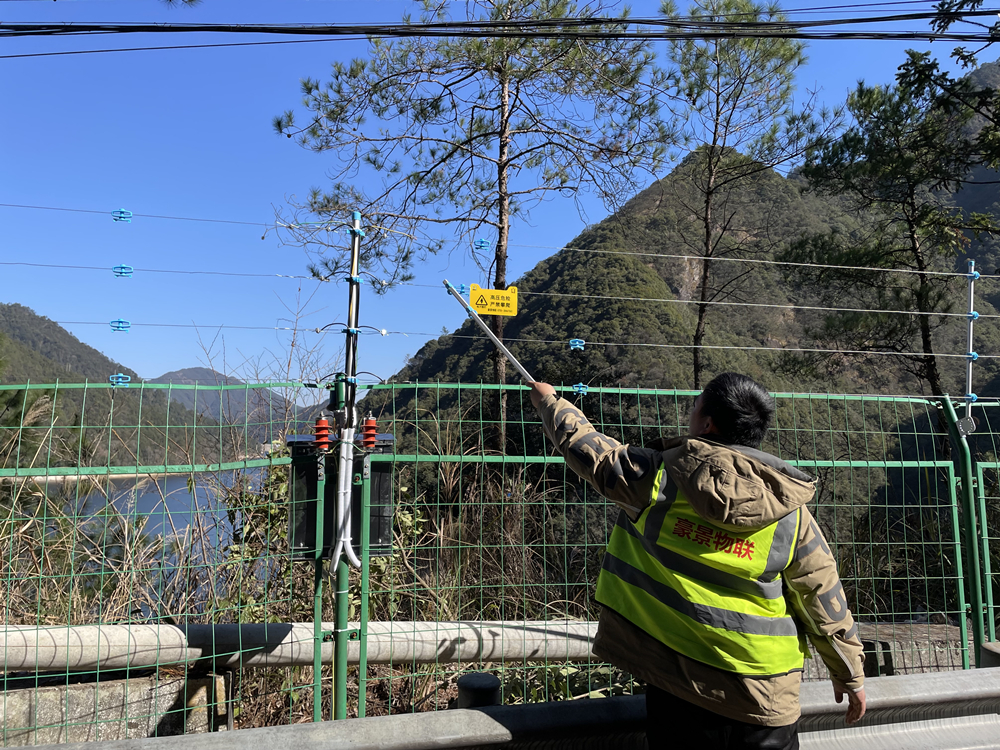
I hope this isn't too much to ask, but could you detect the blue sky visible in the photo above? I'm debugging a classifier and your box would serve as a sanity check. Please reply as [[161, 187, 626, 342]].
[[0, 0, 980, 385]]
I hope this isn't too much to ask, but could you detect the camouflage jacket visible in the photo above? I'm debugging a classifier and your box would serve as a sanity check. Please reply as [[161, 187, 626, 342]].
[[537, 394, 865, 727]]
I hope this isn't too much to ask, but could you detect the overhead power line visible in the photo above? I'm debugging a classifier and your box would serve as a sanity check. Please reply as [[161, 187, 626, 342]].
[[0, 37, 359, 60], [4, 11, 999, 37], [1, 14, 999, 45]]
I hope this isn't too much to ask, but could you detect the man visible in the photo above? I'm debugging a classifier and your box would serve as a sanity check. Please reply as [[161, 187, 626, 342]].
[[529, 373, 865, 750]]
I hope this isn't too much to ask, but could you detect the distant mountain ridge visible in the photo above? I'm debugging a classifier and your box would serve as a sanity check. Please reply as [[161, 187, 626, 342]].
[[149, 367, 243, 387], [0, 306, 237, 390], [148, 367, 279, 426], [0, 304, 219, 466]]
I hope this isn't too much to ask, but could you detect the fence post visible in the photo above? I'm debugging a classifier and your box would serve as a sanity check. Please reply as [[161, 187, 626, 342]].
[[942, 396, 986, 666]]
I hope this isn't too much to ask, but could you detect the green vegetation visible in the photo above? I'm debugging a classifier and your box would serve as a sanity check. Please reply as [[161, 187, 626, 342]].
[[787, 51, 1000, 398]]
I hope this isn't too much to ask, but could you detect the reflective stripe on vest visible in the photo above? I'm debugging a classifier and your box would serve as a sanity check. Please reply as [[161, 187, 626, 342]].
[[595, 466, 808, 676]]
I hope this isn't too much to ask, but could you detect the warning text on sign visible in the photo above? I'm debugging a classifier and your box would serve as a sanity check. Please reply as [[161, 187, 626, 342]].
[[469, 284, 518, 317]]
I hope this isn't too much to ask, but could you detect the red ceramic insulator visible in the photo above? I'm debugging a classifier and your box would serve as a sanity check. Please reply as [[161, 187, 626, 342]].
[[314, 417, 331, 452], [361, 415, 377, 449]]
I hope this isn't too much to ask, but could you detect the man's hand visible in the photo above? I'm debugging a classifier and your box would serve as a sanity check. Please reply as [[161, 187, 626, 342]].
[[833, 681, 866, 725], [528, 382, 556, 409]]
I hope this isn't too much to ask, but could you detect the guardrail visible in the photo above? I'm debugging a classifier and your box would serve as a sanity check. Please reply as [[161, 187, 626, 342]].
[[21, 657, 1000, 750]]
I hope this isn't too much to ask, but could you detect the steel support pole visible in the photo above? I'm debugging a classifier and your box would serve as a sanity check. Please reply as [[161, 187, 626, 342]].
[[332, 211, 364, 721], [943, 397, 986, 666]]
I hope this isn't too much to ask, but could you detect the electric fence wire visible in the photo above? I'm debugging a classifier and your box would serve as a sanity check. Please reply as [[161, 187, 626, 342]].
[[4, 202, 996, 281], [53, 316, 998, 360], [515, 244, 988, 279], [0, 202, 271, 228], [522, 289, 1000, 318], [46, 314, 995, 357], [394, 282, 1000, 318], [10, 258, 993, 318], [52, 321, 389, 334], [1, 261, 316, 281], [383, 330, 1000, 359], [7, 257, 997, 317]]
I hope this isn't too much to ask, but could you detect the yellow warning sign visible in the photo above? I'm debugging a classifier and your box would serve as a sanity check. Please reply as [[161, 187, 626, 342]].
[[469, 284, 518, 317]]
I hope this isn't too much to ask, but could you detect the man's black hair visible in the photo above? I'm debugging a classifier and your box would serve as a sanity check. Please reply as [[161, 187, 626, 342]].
[[700, 372, 775, 448]]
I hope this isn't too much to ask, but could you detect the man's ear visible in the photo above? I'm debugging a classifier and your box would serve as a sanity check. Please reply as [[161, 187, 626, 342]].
[[703, 416, 719, 436]]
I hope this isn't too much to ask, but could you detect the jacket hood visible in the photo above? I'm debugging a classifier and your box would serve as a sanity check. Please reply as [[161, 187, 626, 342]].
[[650, 436, 816, 531]]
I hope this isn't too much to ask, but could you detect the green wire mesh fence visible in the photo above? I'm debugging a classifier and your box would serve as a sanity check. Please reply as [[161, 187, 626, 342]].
[[968, 403, 1000, 644], [0, 381, 990, 739]]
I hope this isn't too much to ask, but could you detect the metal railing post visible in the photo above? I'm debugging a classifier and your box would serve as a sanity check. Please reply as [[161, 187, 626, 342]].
[[943, 396, 986, 666]]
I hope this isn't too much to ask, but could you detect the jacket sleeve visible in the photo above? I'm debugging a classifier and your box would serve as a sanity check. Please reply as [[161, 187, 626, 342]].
[[536, 394, 661, 520], [783, 506, 865, 691]]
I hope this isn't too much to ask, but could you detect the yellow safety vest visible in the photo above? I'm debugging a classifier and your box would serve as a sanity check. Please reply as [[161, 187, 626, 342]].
[[595, 466, 808, 676]]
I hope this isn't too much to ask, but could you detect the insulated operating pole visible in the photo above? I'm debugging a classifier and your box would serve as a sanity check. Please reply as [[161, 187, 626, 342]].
[[443, 279, 533, 382]]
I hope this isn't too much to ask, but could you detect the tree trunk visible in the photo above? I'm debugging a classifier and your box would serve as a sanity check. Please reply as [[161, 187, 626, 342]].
[[492, 66, 512, 452], [693, 147, 719, 391], [909, 223, 949, 456], [910, 226, 944, 398], [693, 262, 712, 391]]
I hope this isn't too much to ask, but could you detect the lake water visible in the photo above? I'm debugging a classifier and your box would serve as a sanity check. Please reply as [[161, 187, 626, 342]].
[[81, 471, 265, 549]]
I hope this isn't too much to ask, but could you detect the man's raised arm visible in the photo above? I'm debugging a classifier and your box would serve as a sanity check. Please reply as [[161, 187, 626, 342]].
[[530, 382, 661, 520]]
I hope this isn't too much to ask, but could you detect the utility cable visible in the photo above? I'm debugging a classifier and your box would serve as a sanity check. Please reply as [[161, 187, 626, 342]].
[[0, 36, 358, 60], [5, 11, 1000, 37], [1, 20, 998, 54]]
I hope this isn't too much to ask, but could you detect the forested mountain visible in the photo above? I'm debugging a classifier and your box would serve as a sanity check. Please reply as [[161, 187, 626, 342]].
[[0, 304, 210, 467], [384, 153, 1000, 398], [0, 303, 138, 385]]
